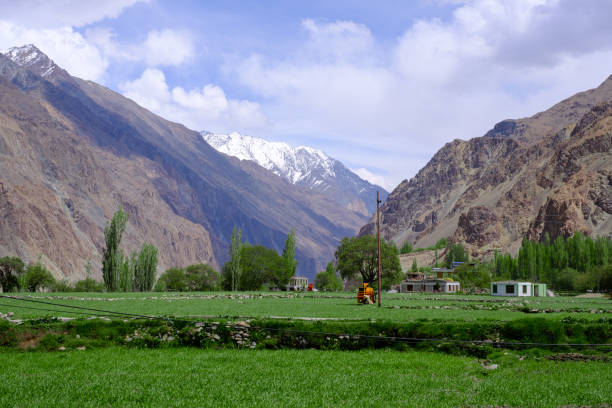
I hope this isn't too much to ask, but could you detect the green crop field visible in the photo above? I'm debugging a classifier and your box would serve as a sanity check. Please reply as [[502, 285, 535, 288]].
[[1, 292, 611, 407], [1, 292, 610, 322], [0, 348, 610, 407]]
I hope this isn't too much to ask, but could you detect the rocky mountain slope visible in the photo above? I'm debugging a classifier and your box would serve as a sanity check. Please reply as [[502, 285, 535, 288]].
[[360, 76, 612, 258], [203, 131, 388, 216], [0, 45, 364, 281]]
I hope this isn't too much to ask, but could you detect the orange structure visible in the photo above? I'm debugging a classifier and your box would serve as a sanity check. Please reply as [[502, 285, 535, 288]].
[[357, 283, 376, 304]]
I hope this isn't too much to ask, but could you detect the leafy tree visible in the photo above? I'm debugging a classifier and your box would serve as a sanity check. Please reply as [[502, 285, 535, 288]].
[[185, 263, 220, 291], [314, 262, 343, 291], [399, 242, 413, 254], [155, 267, 187, 292], [435, 238, 448, 249], [22, 263, 55, 292], [0, 256, 25, 292], [411, 258, 418, 272], [335, 235, 402, 289], [134, 243, 158, 291], [229, 227, 243, 292], [454, 262, 491, 290], [232, 245, 288, 290], [74, 277, 104, 292], [118, 252, 135, 292], [282, 228, 298, 277], [444, 243, 469, 269], [102, 207, 128, 291]]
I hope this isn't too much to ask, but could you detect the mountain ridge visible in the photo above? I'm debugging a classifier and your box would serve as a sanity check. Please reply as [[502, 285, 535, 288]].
[[203, 131, 388, 216]]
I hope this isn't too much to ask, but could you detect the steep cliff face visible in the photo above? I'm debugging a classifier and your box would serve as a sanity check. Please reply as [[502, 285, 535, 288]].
[[360, 76, 612, 257], [0, 46, 363, 280]]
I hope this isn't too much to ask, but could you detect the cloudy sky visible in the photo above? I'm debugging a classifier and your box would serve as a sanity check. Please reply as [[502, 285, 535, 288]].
[[1, 0, 611, 190]]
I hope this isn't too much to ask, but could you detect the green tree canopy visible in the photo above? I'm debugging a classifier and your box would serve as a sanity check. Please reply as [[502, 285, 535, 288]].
[[282, 228, 298, 277], [444, 243, 469, 268], [134, 243, 158, 292], [102, 207, 128, 291], [229, 227, 243, 292], [22, 262, 55, 292], [185, 263, 220, 291], [0, 256, 25, 292], [155, 267, 187, 292], [335, 235, 402, 289], [314, 262, 343, 291], [399, 242, 413, 254]]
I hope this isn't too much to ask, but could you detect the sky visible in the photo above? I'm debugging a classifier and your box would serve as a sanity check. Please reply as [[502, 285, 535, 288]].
[[0, 0, 611, 191]]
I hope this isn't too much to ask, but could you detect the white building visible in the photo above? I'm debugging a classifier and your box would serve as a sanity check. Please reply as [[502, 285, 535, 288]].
[[400, 279, 460, 293], [490, 281, 547, 297]]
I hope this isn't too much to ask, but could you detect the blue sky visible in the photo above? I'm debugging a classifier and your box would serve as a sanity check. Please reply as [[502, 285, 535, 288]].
[[1, 0, 611, 190]]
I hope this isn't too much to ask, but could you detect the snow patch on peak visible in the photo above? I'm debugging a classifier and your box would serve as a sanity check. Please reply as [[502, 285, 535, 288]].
[[202, 131, 336, 184], [6, 44, 56, 77]]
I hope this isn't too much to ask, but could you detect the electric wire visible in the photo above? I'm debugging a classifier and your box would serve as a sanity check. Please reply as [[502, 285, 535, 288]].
[[1, 294, 611, 350]]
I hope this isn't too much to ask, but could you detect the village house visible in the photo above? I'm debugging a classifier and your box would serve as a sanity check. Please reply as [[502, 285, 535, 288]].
[[287, 276, 308, 291], [490, 281, 547, 297], [400, 271, 461, 293]]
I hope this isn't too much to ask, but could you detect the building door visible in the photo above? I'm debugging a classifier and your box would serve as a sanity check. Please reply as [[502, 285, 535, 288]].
[[534, 286, 539, 296]]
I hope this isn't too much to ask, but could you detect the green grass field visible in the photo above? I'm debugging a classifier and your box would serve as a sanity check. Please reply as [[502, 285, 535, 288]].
[[1, 292, 610, 407], [0, 348, 610, 407], [1, 292, 610, 322]]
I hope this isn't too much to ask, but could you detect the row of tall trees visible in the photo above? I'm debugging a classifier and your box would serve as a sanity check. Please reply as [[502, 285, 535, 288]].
[[494, 233, 612, 291], [221, 227, 298, 291], [101, 207, 158, 292]]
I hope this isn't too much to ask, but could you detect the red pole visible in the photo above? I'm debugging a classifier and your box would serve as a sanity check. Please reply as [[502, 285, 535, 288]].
[[377, 190, 381, 307]]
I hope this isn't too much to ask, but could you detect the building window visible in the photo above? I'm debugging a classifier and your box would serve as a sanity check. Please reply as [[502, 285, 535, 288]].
[[492, 285, 497, 294], [522, 285, 527, 294], [506, 285, 514, 294]]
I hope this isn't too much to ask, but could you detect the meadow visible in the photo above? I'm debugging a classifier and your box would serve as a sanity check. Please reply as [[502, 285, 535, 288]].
[[1, 292, 611, 407], [0, 347, 610, 407], [1, 291, 610, 322]]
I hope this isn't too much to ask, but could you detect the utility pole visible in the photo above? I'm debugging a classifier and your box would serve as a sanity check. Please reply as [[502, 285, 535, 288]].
[[377, 190, 381, 307]]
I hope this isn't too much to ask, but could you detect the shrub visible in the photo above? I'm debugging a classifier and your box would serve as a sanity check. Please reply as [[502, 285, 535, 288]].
[[315, 262, 343, 291], [51, 279, 73, 292], [22, 263, 55, 292], [185, 263, 220, 291], [74, 277, 105, 292], [155, 268, 187, 292]]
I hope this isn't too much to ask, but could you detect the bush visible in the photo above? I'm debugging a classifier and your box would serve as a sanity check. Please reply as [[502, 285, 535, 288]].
[[74, 277, 105, 292], [399, 242, 413, 254], [314, 262, 343, 291], [155, 268, 187, 292], [185, 264, 220, 291], [51, 279, 73, 292], [22, 263, 55, 292]]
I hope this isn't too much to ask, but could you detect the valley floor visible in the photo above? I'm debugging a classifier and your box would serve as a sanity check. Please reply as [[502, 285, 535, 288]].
[[1, 348, 610, 407]]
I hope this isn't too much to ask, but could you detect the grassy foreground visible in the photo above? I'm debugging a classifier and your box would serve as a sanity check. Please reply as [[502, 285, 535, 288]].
[[0, 348, 610, 407]]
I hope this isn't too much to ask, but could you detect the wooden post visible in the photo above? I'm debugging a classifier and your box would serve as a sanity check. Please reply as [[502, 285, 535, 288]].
[[377, 190, 381, 307]]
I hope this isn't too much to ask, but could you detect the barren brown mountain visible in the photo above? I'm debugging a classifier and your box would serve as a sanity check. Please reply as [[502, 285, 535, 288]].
[[0, 45, 364, 281], [360, 76, 612, 260]]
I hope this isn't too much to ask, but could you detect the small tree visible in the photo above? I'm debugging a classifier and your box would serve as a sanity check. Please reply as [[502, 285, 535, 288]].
[[134, 243, 158, 291], [0, 256, 25, 292], [229, 227, 243, 292], [335, 235, 402, 289], [155, 267, 186, 292], [102, 207, 128, 291], [185, 263, 220, 291], [445, 243, 469, 268], [314, 262, 343, 291], [411, 258, 418, 272], [22, 262, 55, 292], [399, 242, 413, 254], [282, 228, 298, 277]]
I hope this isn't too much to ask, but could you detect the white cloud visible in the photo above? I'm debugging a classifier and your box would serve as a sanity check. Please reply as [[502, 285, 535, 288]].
[[120, 68, 267, 133], [0, 22, 108, 81], [85, 27, 195, 67], [351, 168, 393, 192], [230, 2, 612, 190], [0, 0, 147, 28], [144, 29, 194, 66]]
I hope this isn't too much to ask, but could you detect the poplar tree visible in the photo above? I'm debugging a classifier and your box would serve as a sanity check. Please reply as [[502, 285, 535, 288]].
[[282, 228, 297, 277], [102, 207, 128, 291], [134, 243, 158, 291], [229, 227, 243, 291]]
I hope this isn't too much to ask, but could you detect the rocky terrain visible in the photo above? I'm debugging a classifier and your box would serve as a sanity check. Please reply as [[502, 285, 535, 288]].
[[203, 131, 388, 216], [360, 76, 612, 257], [0, 45, 365, 281]]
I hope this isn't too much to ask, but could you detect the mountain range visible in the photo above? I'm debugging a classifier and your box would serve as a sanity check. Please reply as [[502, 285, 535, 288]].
[[202, 131, 388, 216], [0, 45, 366, 281], [360, 75, 612, 259]]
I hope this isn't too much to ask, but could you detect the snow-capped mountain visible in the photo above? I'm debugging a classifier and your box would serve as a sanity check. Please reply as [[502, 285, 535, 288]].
[[6, 44, 60, 78], [202, 131, 388, 216]]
